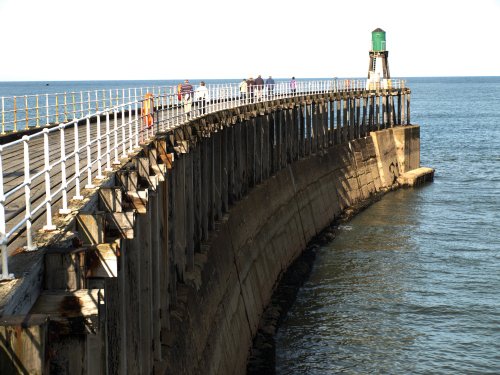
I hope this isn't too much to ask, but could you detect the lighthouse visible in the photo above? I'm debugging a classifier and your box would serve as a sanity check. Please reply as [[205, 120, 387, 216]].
[[367, 28, 390, 89]]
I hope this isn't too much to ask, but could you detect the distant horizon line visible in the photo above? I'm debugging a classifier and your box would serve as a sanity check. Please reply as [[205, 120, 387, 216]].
[[1, 75, 499, 83]]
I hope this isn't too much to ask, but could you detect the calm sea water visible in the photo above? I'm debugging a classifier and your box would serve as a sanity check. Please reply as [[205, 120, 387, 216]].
[[275, 77, 500, 374]]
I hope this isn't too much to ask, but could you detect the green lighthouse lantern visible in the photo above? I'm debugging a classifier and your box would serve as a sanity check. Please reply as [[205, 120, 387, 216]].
[[367, 27, 390, 89], [371, 28, 386, 52]]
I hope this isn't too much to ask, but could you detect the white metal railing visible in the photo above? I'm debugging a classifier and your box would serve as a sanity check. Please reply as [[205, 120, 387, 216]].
[[0, 78, 406, 280]]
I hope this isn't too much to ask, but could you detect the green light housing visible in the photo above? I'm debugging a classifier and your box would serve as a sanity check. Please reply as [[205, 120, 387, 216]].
[[371, 28, 386, 52]]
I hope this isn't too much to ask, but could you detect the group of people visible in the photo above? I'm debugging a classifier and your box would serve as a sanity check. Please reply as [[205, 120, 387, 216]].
[[178, 79, 208, 118], [239, 76, 297, 100], [177, 76, 298, 119]]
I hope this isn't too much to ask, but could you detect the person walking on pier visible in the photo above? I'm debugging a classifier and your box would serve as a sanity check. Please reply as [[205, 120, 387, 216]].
[[239, 78, 248, 102], [181, 79, 193, 119], [266, 75, 275, 98], [254, 75, 264, 101], [247, 77, 255, 102], [194, 81, 209, 116], [290, 77, 297, 95]]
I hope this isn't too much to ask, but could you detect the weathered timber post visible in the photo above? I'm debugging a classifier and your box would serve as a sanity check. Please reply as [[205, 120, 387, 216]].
[[234, 122, 242, 200], [355, 95, 361, 139], [375, 92, 380, 130], [362, 93, 368, 137], [124, 227, 141, 373], [0, 315, 49, 375], [397, 92, 402, 125], [185, 150, 194, 271], [221, 127, 229, 213], [311, 100, 318, 154], [269, 111, 276, 174], [212, 131, 222, 220], [193, 142, 202, 247], [227, 125, 235, 205], [247, 117, 256, 188], [283, 107, 292, 167], [201, 140, 209, 240], [105, 277, 121, 374], [406, 91, 411, 125], [139, 200, 153, 374], [382, 93, 387, 128], [291, 106, 299, 161], [254, 117, 262, 184], [305, 102, 312, 155], [343, 95, 349, 143], [401, 90, 405, 126], [321, 98, 326, 148], [150, 189, 162, 365], [167, 166, 177, 302], [262, 114, 270, 179], [208, 134, 215, 231], [298, 102, 305, 157], [336, 98, 342, 144], [328, 99, 334, 146], [350, 95, 356, 140], [322, 100, 328, 149], [280, 107, 287, 166]]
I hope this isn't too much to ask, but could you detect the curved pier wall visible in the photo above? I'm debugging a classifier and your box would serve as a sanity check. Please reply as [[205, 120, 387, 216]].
[[161, 125, 420, 374]]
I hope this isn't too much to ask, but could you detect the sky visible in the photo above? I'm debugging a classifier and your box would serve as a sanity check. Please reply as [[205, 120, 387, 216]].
[[0, 0, 499, 81]]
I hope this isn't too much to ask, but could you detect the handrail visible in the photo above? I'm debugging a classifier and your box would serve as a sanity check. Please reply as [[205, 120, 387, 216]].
[[0, 78, 408, 280], [0, 79, 405, 134]]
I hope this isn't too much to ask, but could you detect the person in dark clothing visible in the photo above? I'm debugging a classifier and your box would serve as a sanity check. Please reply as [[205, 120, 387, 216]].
[[180, 79, 193, 98], [254, 75, 264, 101], [247, 77, 255, 101], [265, 75, 275, 97]]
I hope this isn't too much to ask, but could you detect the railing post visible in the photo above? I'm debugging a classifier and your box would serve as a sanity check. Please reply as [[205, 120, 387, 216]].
[[13, 96, 17, 132], [35, 95, 40, 127], [80, 91, 84, 118], [85, 117, 95, 189], [73, 120, 83, 200], [87, 91, 91, 116], [55, 95, 59, 124], [24, 95, 29, 130], [72, 92, 77, 120], [132, 88, 138, 149], [1, 97, 5, 134], [105, 111, 112, 172], [96, 114, 104, 179], [42, 128, 56, 231], [0, 145, 13, 280], [45, 93, 50, 126], [113, 110, 120, 165], [59, 125, 71, 214], [63, 92, 68, 122]]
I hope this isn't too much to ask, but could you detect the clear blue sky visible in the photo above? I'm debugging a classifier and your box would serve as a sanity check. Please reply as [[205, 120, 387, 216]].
[[0, 0, 499, 81]]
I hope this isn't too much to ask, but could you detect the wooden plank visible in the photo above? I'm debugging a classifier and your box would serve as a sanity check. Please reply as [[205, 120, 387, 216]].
[[105, 277, 121, 375], [0, 314, 49, 375]]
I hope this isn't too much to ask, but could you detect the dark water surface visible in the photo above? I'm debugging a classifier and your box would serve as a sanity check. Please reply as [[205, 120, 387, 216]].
[[275, 77, 500, 374]]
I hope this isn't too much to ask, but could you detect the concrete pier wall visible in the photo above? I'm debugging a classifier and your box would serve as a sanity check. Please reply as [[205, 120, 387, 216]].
[[0, 90, 430, 374]]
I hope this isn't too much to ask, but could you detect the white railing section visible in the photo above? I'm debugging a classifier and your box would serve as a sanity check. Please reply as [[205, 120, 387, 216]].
[[0, 78, 406, 280]]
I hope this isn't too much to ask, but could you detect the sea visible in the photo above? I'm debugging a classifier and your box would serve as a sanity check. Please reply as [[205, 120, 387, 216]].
[[1, 77, 499, 374], [275, 77, 500, 374]]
